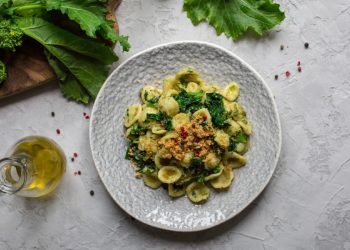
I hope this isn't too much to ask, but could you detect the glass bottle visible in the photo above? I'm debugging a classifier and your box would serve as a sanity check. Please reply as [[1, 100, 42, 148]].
[[0, 136, 66, 197]]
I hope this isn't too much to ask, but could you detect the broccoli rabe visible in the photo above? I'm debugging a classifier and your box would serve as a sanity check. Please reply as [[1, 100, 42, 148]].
[[0, 60, 6, 84], [0, 20, 24, 52]]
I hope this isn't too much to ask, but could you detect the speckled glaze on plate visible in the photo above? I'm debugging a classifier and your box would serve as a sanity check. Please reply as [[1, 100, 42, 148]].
[[89, 41, 282, 232]]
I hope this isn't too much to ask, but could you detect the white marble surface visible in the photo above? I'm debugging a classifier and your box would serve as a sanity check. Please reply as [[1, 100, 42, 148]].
[[0, 0, 350, 249]]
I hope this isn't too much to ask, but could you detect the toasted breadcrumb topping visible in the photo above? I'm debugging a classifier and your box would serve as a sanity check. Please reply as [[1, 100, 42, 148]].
[[158, 113, 214, 161]]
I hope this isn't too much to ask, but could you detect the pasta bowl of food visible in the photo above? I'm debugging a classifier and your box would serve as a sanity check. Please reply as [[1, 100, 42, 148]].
[[90, 41, 282, 232]]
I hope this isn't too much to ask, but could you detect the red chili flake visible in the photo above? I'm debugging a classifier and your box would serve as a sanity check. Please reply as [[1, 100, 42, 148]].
[[285, 71, 291, 77], [298, 67, 302, 72], [73, 152, 78, 158], [83, 112, 87, 116], [56, 129, 61, 135], [297, 61, 301, 66], [74, 172, 77, 176], [160, 124, 165, 128], [202, 115, 207, 121], [180, 126, 187, 139], [194, 151, 200, 157], [85, 115, 90, 120], [77, 170, 81, 175]]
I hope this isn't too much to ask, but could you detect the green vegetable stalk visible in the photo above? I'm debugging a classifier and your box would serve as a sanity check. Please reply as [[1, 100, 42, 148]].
[[0, 59, 6, 84], [0, 0, 130, 104]]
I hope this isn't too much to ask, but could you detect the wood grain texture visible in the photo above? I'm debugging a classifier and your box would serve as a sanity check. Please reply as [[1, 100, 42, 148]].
[[0, 0, 121, 99]]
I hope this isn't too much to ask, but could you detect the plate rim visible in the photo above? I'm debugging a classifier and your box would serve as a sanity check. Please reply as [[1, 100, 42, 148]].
[[89, 40, 282, 232]]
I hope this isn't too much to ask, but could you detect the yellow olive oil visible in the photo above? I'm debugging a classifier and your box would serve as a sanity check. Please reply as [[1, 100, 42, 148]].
[[7, 136, 66, 197]]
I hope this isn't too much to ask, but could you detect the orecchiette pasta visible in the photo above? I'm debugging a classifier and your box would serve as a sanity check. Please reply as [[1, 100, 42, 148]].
[[168, 184, 186, 197], [221, 82, 240, 102], [143, 174, 162, 189], [210, 168, 234, 189], [124, 68, 252, 203], [124, 104, 142, 127], [158, 166, 182, 183], [158, 96, 179, 117], [141, 86, 162, 103]]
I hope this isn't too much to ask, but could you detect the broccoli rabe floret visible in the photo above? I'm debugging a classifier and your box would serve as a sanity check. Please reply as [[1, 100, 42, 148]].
[[0, 60, 6, 84], [0, 20, 24, 51]]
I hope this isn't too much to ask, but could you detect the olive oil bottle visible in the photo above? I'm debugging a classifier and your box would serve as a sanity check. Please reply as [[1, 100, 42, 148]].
[[0, 136, 66, 197]]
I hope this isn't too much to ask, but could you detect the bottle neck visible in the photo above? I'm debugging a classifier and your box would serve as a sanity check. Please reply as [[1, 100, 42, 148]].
[[0, 157, 27, 194]]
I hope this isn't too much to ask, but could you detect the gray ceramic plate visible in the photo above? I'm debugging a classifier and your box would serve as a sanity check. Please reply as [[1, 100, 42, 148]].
[[90, 41, 282, 232]]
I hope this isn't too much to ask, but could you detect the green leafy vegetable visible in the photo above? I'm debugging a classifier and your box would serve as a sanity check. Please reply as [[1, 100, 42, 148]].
[[0, 1, 130, 104], [46, 0, 115, 41], [191, 159, 220, 184], [228, 138, 236, 151], [174, 90, 205, 113], [183, 0, 285, 41], [125, 142, 155, 173], [205, 93, 227, 127], [146, 96, 160, 107], [234, 131, 248, 143], [0, 20, 23, 51], [146, 112, 173, 131], [191, 156, 204, 167], [0, 59, 6, 84], [45, 50, 90, 104], [15, 17, 117, 64], [129, 123, 147, 136]]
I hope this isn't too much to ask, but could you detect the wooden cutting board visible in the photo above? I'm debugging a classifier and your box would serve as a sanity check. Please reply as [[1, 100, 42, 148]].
[[0, 0, 121, 99]]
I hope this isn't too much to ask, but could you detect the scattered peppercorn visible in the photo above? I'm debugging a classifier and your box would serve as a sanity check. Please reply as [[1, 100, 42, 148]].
[[274, 75, 278, 80], [77, 170, 81, 175], [71, 157, 75, 162], [90, 190, 95, 196], [304, 42, 309, 49], [130, 217, 135, 221], [56, 129, 61, 135], [298, 67, 302, 72], [51, 112, 55, 117], [285, 71, 291, 77], [280, 45, 284, 50]]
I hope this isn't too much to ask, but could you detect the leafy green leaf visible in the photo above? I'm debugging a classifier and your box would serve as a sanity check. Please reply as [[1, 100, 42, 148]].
[[228, 138, 236, 151], [16, 17, 117, 64], [0, 59, 6, 84], [146, 112, 173, 131], [45, 50, 90, 104], [46, 0, 119, 42], [205, 93, 227, 127], [114, 34, 130, 52], [234, 131, 248, 143], [183, 0, 285, 41], [129, 123, 147, 136], [46, 45, 107, 99], [0, 0, 10, 8], [174, 90, 205, 113]]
